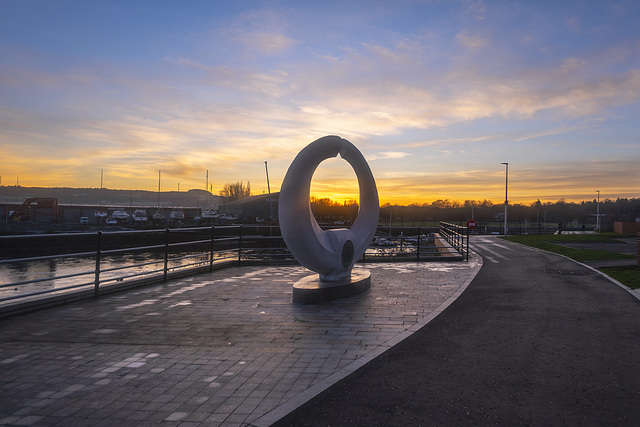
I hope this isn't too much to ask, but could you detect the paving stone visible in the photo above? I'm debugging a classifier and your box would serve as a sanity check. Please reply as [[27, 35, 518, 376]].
[[0, 259, 480, 425]]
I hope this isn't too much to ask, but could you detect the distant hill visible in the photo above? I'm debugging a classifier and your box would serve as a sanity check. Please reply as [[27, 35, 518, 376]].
[[0, 186, 223, 209]]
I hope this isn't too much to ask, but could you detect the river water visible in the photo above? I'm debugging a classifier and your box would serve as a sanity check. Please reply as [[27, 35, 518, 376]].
[[0, 250, 233, 304], [0, 239, 435, 305]]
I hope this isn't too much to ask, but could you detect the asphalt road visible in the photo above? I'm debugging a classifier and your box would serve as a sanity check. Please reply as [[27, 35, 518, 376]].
[[272, 236, 640, 426]]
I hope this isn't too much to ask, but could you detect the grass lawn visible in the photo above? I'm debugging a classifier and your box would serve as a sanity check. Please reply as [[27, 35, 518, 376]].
[[502, 233, 639, 289], [599, 266, 640, 289], [502, 233, 636, 262]]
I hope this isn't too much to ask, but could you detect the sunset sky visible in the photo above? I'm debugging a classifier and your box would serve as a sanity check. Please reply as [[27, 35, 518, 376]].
[[1, 0, 639, 206]]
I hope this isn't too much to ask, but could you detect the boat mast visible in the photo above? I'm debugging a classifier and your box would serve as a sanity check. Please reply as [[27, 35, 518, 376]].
[[157, 170, 161, 208]]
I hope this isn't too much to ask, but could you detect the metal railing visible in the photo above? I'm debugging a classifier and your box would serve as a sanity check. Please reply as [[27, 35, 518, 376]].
[[438, 222, 469, 261], [461, 220, 585, 235], [0, 224, 466, 312], [0, 226, 262, 305], [363, 226, 441, 261]]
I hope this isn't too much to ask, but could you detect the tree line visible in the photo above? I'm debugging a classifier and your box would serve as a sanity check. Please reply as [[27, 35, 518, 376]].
[[312, 197, 640, 227], [380, 197, 640, 225], [218, 181, 639, 225]]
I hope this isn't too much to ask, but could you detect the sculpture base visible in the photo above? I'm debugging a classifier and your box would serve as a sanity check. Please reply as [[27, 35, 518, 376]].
[[292, 271, 371, 304]]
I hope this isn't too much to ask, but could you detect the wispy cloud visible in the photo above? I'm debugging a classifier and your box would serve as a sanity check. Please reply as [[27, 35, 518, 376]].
[[561, 57, 587, 71], [456, 31, 489, 48], [228, 30, 297, 55], [1, 1, 639, 203], [368, 151, 411, 160], [401, 135, 495, 148], [220, 7, 297, 56]]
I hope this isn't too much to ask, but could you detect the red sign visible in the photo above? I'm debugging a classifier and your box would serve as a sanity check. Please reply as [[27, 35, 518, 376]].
[[466, 219, 478, 229]]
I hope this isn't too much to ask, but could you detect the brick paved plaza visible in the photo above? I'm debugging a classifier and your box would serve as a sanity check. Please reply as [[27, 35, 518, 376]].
[[0, 258, 481, 426]]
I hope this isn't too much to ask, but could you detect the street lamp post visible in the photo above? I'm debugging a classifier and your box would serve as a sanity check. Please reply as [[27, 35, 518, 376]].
[[596, 190, 600, 232], [265, 161, 273, 221], [500, 163, 508, 235]]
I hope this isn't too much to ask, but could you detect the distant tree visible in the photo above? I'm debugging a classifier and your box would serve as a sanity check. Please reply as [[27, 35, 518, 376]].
[[431, 199, 460, 209], [430, 199, 448, 209], [219, 181, 251, 201], [309, 196, 359, 207], [310, 196, 339, 207]]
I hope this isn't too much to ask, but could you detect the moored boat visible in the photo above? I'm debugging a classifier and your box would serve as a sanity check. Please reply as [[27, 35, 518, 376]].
[[152, 209, 165, 221], [169, 210, 184, 220], [132, 209, 147, 222], [111, 209, 129, 220]]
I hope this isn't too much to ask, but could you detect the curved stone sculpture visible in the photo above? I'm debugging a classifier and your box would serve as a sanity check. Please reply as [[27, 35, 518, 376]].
[[279, 135, 379, 282]]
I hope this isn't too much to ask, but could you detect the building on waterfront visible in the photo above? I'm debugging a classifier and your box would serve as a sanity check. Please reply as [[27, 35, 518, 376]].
[[0, 186, 224, 228], [221, 193, 279, 224]]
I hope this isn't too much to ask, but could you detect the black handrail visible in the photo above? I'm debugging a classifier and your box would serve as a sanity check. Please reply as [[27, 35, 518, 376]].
[[0, 226, 245, 304], [0, 225, 464, 308], [439, 222, 469, 261]]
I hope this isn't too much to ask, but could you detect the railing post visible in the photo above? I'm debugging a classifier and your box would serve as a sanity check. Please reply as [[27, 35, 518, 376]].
[[455, 224, 458, 250], [466, 226, 469, 262], [417, 227, 421, 260], [94, 231, 102, 297], [163, 228, 170, 282], [238, 225, 243, 263], [209, 226, 215, 271]]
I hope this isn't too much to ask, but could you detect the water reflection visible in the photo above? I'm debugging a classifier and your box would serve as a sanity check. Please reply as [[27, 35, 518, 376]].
[[3, 258, 59, 285], [1, 238, 437, 302], [0, 250, 227, 301]]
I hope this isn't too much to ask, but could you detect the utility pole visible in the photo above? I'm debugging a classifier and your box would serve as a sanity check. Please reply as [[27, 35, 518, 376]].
[[596, 190, 600, 232], [205, 169, 210, 210], [265, 161, 273, 220], [500, 162, 508, 235]]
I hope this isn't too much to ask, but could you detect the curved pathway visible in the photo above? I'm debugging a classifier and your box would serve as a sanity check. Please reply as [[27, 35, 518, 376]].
[[273, 237, 640, 426]]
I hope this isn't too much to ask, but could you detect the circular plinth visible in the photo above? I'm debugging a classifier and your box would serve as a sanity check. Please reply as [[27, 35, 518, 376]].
[[292, 271, 371, 304]]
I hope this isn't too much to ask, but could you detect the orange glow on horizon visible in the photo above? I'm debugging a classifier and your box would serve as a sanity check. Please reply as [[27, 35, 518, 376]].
[[3, 162, 636, 208], [2, 181, 631, 207], [307, 191, 610, 207]]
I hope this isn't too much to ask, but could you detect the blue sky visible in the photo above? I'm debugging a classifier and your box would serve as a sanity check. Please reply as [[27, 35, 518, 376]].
[[1, 0, 639, 205]]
